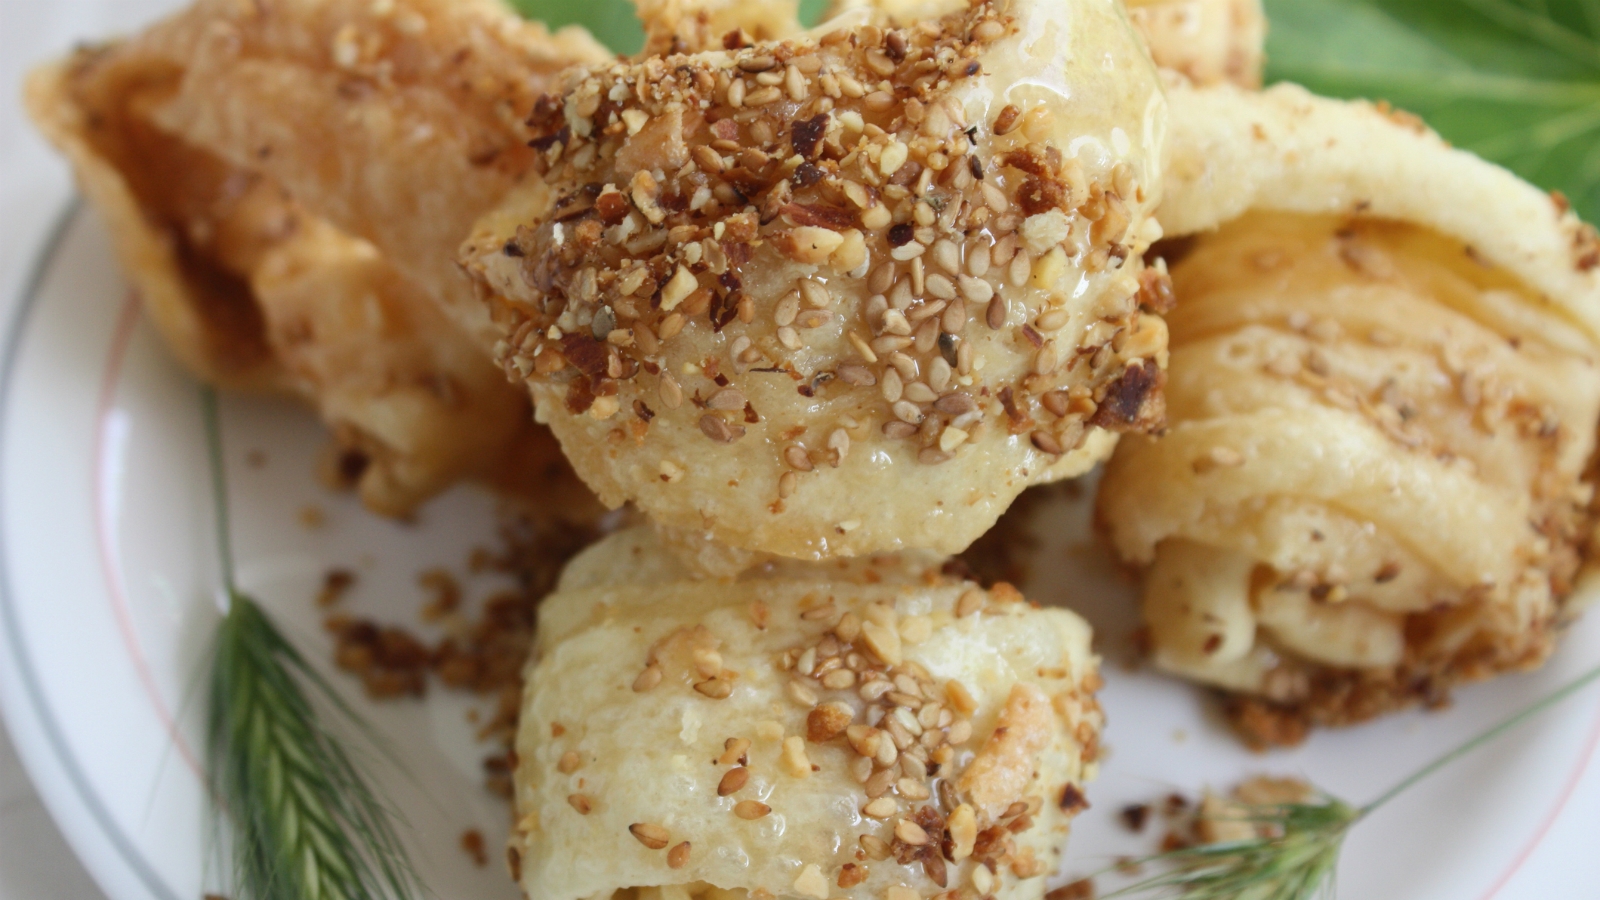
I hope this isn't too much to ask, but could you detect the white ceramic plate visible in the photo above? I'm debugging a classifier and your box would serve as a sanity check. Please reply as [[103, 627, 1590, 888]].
[[4, 201, 1600, 900], [4, 6, 1600, 897]]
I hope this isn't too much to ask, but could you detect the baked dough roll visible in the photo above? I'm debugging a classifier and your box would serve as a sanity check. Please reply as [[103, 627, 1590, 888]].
[[146, 0, 612, 353], [512, 526, 1103, 900], [26, 0, 605, 514], [1098, 83, 1600, 745], [1126, 0, 1264, 88], [463, 0, 1171, 561]]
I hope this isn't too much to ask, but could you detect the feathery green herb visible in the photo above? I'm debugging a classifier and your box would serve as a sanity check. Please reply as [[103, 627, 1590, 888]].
[[203, 388, 421, 900], [1109, 659, 1600, 899], [1266, 0, 1600, 223]]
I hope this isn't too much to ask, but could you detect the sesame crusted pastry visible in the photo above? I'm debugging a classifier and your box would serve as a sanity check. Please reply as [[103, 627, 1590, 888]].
[[514, 526, 1102, 900], [1098, 83, 1600, 746], [1126, 0, 1265, 88], [24, 0, 609, 515], [462, 0, 1171, 561]]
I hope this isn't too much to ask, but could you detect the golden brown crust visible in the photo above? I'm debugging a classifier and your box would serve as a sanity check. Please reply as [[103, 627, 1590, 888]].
[[24, 0, 605, 515], [150, 0, 613, 349], [26, 49, 284, 390]]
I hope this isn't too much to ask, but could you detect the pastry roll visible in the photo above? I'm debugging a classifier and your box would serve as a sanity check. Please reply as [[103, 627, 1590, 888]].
[[1125, 0, 1265, 88], [1098, 83, 1600, 744], [462, 0, 1171, 561], [26, 0, 606, 514], [512, 526, 1103, 900], [146, 0, 613, 353]]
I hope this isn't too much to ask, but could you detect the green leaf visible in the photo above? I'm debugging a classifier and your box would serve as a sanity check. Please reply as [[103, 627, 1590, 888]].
[[509, 0, 645, 55], [1265, 0, 1600, 223]]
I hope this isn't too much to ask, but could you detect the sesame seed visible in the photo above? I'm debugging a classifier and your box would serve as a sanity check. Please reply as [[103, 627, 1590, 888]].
[[1009, 251, 1032, 287], [1037, 307, 1071, 331], [629, 823, 671, 849], [707, 387, 747, 410], [692, 648, 724, 679], [699, 414, 744, 443], [734, 799, 772, 820], [797, 309, 834, 329], [774, 292, 800, 326], [799, 278, 831, 308], [955, 589, 984, 617], [993, 103, 1021, 135], [718, 767, 751, 796], [788, 679, 820, 707], [942, 299, 967, 334], [864, 762, 902, 791], [827, 428, 850, 464], [785, 445, 814, 471], [895, 817, 932, 846], [881, 368, 905, 402], [898, 777, 932, 800], [633, 664, 663, 691], [822, 667, 857, 689], [694, 677, 733, 699], [891, 400, 924, 424], [668, 841, 691, 869], [904, 382, 937, 404], [802, 602, 838, 621], [985, 296, 1006, 329], [848, 331, 880, 363], [837, 364, 876, 386], [890, 241, 926, 261], [746, 85, 782, 105], [860, 834, 891, 860], [558, 750, 582, 774], [934, 392, 977, 416], [568, 793, 593, 814], [863, 797, 898, 818], [786, 65, 807, 101]]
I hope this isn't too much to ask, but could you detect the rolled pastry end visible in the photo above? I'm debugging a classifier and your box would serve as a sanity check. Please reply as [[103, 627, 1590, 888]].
[[513, 528, 1102, 900], [1101, 85, 1600, 746], [463, 0, 1170, 561]]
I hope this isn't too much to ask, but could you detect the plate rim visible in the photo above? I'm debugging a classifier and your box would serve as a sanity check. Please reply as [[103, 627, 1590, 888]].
[[0, 198, 183, 900]]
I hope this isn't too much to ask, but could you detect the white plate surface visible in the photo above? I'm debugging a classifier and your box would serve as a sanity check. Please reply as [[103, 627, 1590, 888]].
[[5, 4, 1600, 899]]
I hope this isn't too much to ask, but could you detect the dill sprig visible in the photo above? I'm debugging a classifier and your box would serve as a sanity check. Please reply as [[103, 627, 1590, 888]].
[[1110, 660, 1600, 899], [202, 387, 422, 900]]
